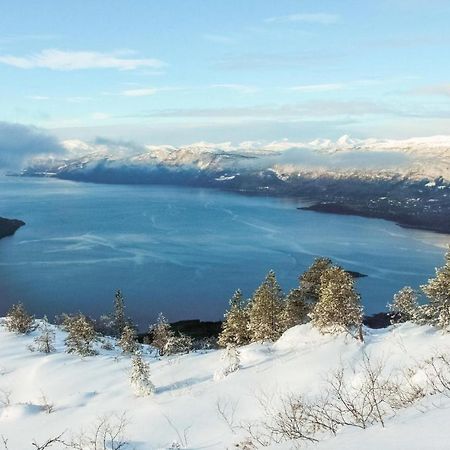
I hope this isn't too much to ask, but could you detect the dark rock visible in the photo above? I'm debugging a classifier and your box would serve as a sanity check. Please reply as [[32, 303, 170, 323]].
[[0, 217, 25, 240]]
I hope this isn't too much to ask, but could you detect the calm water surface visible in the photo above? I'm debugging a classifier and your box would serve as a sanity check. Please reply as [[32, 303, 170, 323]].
[[0, 176, 448, 328]]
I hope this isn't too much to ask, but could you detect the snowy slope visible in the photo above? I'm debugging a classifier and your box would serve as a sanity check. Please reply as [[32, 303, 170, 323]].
[[1, 321, 450, 449]]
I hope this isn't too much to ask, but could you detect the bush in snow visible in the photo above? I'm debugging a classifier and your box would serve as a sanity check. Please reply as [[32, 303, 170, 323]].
[[130, 352, 155, 396], [31, 316, 56, 353], [421, 247, 450, 330], [118, 324, 139, 354], [164, 333, 193, 356], [5, 302, 35, 334], [388, 286, 420, 324], [215, 344, 241, 380], [248, 270, 284, 342], [310, 266, 364, 341], [218, 289, 250, 347], [149, 313, 175, 356], [63, 314, 97, 356]]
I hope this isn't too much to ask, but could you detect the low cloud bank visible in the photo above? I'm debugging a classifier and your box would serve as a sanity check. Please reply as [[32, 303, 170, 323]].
[[0, 121, 65, 170]]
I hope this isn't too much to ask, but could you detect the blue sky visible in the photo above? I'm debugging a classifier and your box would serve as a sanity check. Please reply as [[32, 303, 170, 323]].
[[1, 0, 450, 144]]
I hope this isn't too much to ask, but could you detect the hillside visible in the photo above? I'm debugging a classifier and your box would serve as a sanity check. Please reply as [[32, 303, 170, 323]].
[[1, 321, 450, 449]]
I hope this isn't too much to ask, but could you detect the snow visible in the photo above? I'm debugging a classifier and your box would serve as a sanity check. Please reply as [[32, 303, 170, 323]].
[[1, 320, 450, 449]]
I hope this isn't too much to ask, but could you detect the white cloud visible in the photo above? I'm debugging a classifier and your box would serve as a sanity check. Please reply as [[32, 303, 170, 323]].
[[120, 88, 159, 97], [211, 84, 258, 94], [28, 95, 50, 101], [413, 83, 450, 96], [289, 83, 344, 92], [91, 112, 110, 120], [265, 13, 340, 25], [0, 49, 165, 71]]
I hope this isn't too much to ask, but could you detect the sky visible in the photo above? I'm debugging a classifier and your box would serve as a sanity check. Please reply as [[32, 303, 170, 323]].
[[1, 0, 450, 145]]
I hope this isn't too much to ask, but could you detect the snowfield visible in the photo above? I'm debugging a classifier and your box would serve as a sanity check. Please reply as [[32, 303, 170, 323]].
[[1, 321, 450, 449]]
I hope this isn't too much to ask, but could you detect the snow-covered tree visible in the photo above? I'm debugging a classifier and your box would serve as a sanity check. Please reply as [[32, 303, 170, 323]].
[[299, 257, 333, 305], [214, 344, 241, 380], [118, 324, 139, 354], [218, 290, 250, 347], [164, 333, 193, 356], [421, 248, 450, 330], [280, 288, 310, 332], [224, 344, 240, 374], [248, 270, 284, 342], [5, 302, 35, 334], [130, 352, 155, 396], [113, 289, 127, 337], [310, 266, 364, 340], [33, 316, 56, 353], [63, 314, 97, 356], [150, 313, 175, 356], [388, 286, 420, 323]]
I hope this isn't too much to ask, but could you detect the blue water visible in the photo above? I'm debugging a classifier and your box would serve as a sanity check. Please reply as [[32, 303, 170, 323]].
[[0, 176, 447, 328]]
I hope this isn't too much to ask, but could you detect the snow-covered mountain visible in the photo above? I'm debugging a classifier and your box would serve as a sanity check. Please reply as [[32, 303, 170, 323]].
[[1, 320, 450, 449], [42, 135, 450, 181]]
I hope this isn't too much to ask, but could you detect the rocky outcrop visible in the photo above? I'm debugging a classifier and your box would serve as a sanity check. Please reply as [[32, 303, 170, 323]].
[[0, 217, 25, 240]]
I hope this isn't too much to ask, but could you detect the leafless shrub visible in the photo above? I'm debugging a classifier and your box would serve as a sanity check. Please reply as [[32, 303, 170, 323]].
[[245, 354, 428, 446], [31, 433, 67, 450], [0, 388, 11, 408], [422, 353, 450, 396], [39, 392, 55, 414], [68, 413, 129, 450], [163, 414, 191, 449], [216, 397, 239, 434]]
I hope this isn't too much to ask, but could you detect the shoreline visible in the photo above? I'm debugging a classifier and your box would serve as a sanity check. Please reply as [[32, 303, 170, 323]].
[[299, 203, 450, 235]]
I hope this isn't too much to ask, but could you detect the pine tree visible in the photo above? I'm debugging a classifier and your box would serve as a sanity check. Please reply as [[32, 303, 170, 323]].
[[5, 302, 35, 334], [248, 270, 284, 342], [421, 248, 450, 330], [118, 324, 139, 354], [64, 314, 97, 356], [150, 313, 175, 356], [113, 289, 126, 337], [388, 286, 419, 323], [33, 316, 56, 353], [298, 257, 333, 305], [218, 290, 250, 347], [280, 288, 309, 332], [130, 352, 155, 396], [310, 266, 364, 340]]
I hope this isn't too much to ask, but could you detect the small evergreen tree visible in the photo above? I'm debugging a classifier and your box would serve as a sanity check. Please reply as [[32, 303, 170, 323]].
[[248, 270, 284, 342], [150, 313, 174, 356], [33, 316, 56, 353], [164, 333, 193, 355], [130, 352, 155, 396], [310, 266, 364, 340], [388, 286, 419, 323], [280, 288, 310, 332], [298, 257, 333, 305], [5, 302, 35, 334], [113, 289, 127, 337], [421, 248, 450, 330], [118, 324, 139, 354], [218, 290, 250, 347], [224, 344, 240, 374], [64, 314, 97, 356]]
